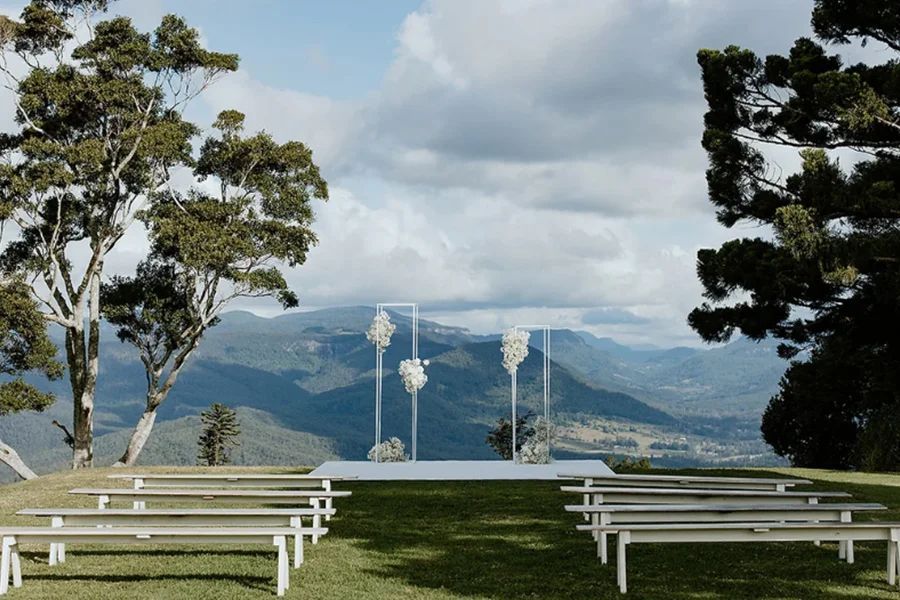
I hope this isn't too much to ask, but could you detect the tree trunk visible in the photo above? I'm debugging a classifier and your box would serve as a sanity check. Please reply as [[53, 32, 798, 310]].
[[112, 336, 201, 467], [0, 439, 38, 480], [68, 269, 102, 469], [113, 404, 158, 467]]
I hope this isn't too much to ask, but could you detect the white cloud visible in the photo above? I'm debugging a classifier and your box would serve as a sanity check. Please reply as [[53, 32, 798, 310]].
[[3, 0, 856, 347]]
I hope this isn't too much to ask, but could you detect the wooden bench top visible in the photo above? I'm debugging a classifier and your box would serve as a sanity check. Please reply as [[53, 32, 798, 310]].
[[560, 485, 850, 498], [558, 473, 811, 485], [565, 502, 883, 513], [577, 520, 900, 532], [108, 474, 357, 481], [69, 488, 352, 498], [18, 508, 336, 517], [0, 526, 325, 537]]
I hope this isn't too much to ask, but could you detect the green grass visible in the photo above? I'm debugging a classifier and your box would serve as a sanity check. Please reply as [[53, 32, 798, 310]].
[[0, 467, 899, 598]]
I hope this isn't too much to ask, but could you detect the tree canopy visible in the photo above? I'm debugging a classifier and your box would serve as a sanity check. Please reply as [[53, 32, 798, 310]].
[[103, 110, 327, 466], [0, 278, 62, 478], [690, 0, 900, 469], [0, 0, 237, 467]]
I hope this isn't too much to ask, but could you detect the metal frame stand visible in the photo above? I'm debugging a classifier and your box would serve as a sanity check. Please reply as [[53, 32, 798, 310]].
[[374, 303, 419, 462], [512, 325, 551, 463]]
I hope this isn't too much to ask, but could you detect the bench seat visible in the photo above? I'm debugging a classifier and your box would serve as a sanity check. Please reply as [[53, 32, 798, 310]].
[[0, 526, 326, 596], [565, 502, 886, 564], [17, 508, 336, 568], [558, 472, 811, 491], [575, 521, 900, 593]]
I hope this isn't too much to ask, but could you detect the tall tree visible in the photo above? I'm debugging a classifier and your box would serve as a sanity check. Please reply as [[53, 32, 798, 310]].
[[690, 0, 900, 468], [0, 1, 237, 467], [0, 278, 63, 479], [103, 110, 327, 467], [197, 403, 240, 467]]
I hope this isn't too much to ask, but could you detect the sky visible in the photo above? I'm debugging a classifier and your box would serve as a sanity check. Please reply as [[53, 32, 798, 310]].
[[0, 0, 865, 347]]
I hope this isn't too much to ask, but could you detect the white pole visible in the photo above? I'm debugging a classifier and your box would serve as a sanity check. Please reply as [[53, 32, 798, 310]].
[[511, 369, 517, 463], [412, 304, 419, 462], [545, 327, 551, 462], [375, 305, 383, 463]]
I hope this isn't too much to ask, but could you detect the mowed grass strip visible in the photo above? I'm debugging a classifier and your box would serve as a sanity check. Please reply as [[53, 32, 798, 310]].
[[0, 467, 898, 598]]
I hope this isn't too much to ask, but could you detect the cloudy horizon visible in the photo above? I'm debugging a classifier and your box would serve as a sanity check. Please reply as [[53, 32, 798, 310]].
[[0, 0, 874, 347]]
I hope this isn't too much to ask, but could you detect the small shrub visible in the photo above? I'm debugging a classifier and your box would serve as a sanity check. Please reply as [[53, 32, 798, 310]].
[[486, 412, 535, 460], [605, 455, 651, 472], [197, 403, 241, 466]]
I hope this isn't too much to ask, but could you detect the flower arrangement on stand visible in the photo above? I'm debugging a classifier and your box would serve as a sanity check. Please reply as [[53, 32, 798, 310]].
[[366, 311, 396, 352], [398, 358, 429, 394], [520, 416, 555, 464], [501, 328, 529, 374], [367, 437, 408, 462], [501, 327, 529, 463], [399, 357, 429, 462]]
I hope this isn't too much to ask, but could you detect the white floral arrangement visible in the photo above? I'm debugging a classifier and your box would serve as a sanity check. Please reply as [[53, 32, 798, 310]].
[[366, 311, 396, 353], [501, 327, 530, 374], [368, 437, 408, 462], [398, 357, 429, 394], [520, 416, 555, 464]]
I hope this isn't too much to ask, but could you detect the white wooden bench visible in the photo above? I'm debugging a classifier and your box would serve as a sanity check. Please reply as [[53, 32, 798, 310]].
[[69, 488, 352, 544], [565, 502, 886, 564], [17, 508, 335, 569], [558, 472, 811, 492], [0, 526, 326, 596], [575, 521, 900, 593], [560, 485, 850, 505], [108, 474, 358, 521], [559, 473, 813, 521]]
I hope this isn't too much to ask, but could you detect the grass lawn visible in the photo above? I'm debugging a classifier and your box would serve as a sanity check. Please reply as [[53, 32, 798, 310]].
[[0, 466, 899, 598]]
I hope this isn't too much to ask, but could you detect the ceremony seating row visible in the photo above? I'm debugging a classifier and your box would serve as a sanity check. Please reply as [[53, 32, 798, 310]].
[[559, 471, 894, 593], [0, 471, 353, 597]]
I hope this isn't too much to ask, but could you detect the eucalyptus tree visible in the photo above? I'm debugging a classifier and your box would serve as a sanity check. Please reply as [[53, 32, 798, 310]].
[[0, 1, 237, 467], [690, 0, 900, 468], [0, 278, 63, 479], [103, 110, 327, 467]]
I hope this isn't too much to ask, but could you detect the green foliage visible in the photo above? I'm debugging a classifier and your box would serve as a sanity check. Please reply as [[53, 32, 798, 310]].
[[605, 455, 652, 471], [197, 403, 240, 466], [485, 412, 535, 460], [690, 1, 900, 468], [0, 279, 61, 415], [0, 0, 239, 466]]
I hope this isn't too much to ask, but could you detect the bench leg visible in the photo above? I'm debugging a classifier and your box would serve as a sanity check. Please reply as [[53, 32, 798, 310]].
[[1, 537, 11, 595], [275, 536, 288, 596], [324, 480, 333, 521], [58, 543, 66, 564], [888, 540, 897, 585], [311, 499, 321, 544], [9, 546, 20, 589], [583, 478, 593, 521], [291, 516, 303, 568], [617, 533, 628, 594]]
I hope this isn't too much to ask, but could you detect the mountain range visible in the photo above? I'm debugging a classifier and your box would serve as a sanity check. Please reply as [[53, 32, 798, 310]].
[[0, 306, 791, 479]]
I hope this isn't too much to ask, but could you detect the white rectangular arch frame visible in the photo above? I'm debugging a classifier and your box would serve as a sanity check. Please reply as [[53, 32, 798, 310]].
[[512, 325, 551, 464], [374, 303, 419, 463]]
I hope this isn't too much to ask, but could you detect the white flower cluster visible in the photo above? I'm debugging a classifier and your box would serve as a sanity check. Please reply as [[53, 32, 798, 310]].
[[520, 416, 555, 464], [501, 328, 529, 374], [398, 358, 429, 394], [366, 311, 396, 352], [368, 437, 408, 462]]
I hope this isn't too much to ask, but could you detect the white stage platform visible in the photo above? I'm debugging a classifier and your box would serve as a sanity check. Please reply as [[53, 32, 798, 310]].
[[310, 459, 613, 481]]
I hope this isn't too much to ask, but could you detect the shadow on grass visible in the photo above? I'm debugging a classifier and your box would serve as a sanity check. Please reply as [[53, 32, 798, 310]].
[[335, 479, 900, 599]]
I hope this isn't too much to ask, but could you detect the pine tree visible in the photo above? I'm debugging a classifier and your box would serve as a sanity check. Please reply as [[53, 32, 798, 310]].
[[197, 404, 241, 467]]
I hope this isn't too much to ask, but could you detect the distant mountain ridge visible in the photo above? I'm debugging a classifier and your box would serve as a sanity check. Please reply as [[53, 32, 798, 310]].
[[0, 306, 789, 479]]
